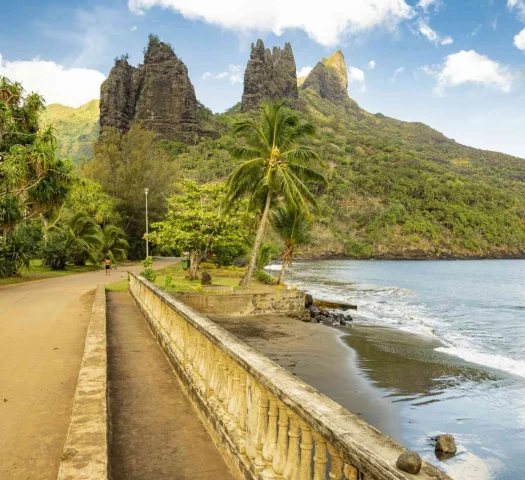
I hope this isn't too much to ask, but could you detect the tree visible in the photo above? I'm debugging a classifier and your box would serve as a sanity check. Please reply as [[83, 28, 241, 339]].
[[0, 76, 73, 242], [81, 125, 176, 258], [149, 180, 250, 280], [66, 178, 120, 225], [272, 206, 312, 285], [225, 101, 326, 287], [98, 224, 129, 262]]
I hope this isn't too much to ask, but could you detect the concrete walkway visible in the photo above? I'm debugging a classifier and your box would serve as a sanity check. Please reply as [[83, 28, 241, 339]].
[[107, 291, 235, 480], [0, 259, 174, 480]]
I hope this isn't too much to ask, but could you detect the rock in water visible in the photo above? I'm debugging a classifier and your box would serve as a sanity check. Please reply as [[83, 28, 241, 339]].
[[396, 451, 422, 474], [301, 50, 349, 102], [241, 39, 298, 112], [201, 271, 212, 286], [435, 434, 457, 454], [100, 37, 198, 143]]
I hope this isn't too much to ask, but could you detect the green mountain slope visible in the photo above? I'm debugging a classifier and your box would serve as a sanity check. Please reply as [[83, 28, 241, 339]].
[[40, 100, 100, 163], [44, 91, 525, 258]]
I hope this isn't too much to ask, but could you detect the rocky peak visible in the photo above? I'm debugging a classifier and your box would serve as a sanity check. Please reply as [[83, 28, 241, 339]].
[[241, 39, 298, 112], [301, 50, 349, 102], [99, 36, 198, 143]]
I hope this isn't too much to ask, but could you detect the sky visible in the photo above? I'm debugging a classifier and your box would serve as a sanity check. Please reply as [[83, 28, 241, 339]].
[[1, 0, 525, 158]]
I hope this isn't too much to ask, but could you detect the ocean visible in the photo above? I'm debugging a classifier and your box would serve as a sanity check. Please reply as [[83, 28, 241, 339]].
[[270, 259, 525, 480]]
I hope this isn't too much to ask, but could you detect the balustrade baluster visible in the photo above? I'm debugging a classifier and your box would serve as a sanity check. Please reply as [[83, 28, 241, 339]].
[[283, 411, 300, 480], [262, 393, 278, 479], [313, 434, 328, 480], [343, 463, 358, 480], [255, 386, 269, 473], [298, 421, 313, 480], [328, 445, 343, 480], [245, 377, 258, 461], [272, 401, 289, 478]]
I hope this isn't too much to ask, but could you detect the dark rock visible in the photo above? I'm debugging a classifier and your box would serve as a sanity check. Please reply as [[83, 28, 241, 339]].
[[396, 451, 422, 474], [241, 39, 298, 112], [100, 38, 198, 143], [301, 50, 348, 102], [201, 271, 212, 285], [305, 294, 314, 307], [435, 434, 457, 455]]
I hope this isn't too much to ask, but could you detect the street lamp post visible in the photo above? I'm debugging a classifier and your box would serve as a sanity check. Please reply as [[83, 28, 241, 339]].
[[144, 187, 149, 258]]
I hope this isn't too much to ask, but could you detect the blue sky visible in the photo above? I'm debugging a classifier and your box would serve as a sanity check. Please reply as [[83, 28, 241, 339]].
[[1, 0, 525, 158]]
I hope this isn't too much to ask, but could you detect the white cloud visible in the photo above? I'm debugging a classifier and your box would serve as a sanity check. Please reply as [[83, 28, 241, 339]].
[[424, 50, 514, 95], [0, 53, 105, 108], [508, 0, 525, 20], [391, 66, 405, 82], [515, 27, 525, 51], [297, 66, 313, 78], [417, 19, 453, 46], [368, 60, 376, 69], [132, 25, 138, 31], [418, 0, 440, 11], [470, 24, 482, 37], [348, 66, 365, 92], [202, 64, 244, 85], [418, 19, 439, 43], [128, 0, 414, 47]]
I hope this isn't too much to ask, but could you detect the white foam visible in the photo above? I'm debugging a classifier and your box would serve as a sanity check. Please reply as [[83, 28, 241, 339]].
[[435, 346, 525, 378]]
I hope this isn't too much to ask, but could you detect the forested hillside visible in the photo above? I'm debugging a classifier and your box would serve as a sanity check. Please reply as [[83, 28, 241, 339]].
[[43, 87, 525, 259], [40, 100, 99, 163]]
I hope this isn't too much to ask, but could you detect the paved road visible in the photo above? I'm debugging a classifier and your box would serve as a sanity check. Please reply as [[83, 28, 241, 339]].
[[0, 259, 174, 480], [107, 292, 236, 480]]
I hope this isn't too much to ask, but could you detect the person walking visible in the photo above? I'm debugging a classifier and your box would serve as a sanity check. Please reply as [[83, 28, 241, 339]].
[[104, 257, 112, 276]]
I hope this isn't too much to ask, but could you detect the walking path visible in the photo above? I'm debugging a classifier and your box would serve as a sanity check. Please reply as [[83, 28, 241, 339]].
[[107, 292, 235, 480], [0, 259, 173, 480]]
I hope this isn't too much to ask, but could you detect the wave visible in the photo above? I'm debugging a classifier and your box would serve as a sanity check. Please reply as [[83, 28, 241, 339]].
[[435, 347, 525, 379]]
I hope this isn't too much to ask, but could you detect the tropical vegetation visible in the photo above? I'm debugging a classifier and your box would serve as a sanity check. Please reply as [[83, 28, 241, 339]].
[[225, 101, 326, 286]]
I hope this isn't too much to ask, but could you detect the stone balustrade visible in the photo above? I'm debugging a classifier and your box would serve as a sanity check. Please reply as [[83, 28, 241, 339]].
[[129, 273, 451, 480]]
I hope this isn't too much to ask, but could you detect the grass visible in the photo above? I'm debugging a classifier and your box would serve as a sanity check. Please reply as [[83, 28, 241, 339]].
[[0, 259, 102, 287], [105, 260, 271, 294]]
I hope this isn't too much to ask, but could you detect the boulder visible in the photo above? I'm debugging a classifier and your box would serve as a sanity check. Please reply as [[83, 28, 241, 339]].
[[396, 451, 422, 475], [435, 434, 457, 454], [201, 271, 212, 286], [305, 294, 314, 308]]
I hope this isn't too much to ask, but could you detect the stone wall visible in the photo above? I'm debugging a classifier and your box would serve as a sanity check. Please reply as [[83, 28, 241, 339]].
[[176, 290, 307, 318], [129, 273, 451, 480]]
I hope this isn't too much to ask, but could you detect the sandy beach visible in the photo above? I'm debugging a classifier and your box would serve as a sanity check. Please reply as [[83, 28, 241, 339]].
[[210, 313, 524, 480]]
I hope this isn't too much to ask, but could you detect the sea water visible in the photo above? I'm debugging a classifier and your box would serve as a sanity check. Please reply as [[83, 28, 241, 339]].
[[271, 259, 525, 480]]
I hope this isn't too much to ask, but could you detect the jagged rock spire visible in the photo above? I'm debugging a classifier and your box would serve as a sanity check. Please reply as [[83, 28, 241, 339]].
[[241, 39, 299, 112], [301, 50, 349, 102], [99, 36, 198, 143]]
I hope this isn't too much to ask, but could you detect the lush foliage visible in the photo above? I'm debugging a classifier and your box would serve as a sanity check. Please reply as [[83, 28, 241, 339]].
[[140, 256, 157, 282], [256, 242, 280, 270], [81, 125, 176, 258], [272, 205, 312, 284], [254, 269, 278, 285], [148, 180, 251, 280], [40, 100, 99, 163], [226, 101, 326, 285]]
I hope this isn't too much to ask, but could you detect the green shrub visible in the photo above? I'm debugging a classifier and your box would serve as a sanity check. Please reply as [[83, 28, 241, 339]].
[[254, 269, 278, 285], [43, 232, 68, 270], [140, 256, 157, 282]]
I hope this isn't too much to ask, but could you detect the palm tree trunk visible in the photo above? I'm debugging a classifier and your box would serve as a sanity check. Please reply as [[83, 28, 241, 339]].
[[187, 250, 200, 281], [278, 260, 287, 285], [240, 192, 272, 287]]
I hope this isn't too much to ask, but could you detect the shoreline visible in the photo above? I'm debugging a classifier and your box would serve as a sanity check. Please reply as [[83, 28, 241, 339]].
[[295, 254, 525, 261], [210, 313, 524, 480]]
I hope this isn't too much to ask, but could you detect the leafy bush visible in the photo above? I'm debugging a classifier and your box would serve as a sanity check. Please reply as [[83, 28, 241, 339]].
[[43, 232, 68, 270], [0, 229, 33, 277], [140, 256, 156, 282], [254, 269, 278, 285], [256, 243, 280, 270]]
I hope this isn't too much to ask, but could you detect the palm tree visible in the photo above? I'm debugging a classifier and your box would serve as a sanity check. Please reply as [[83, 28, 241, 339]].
[[226, 101, 326, 286], [272, 206, 312, 285], [58, 212, 102, 266], [98, 224, 129, 262]]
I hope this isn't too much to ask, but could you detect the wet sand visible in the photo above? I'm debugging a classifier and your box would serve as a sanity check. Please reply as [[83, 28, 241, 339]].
[[210, 315, 525, 480]]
